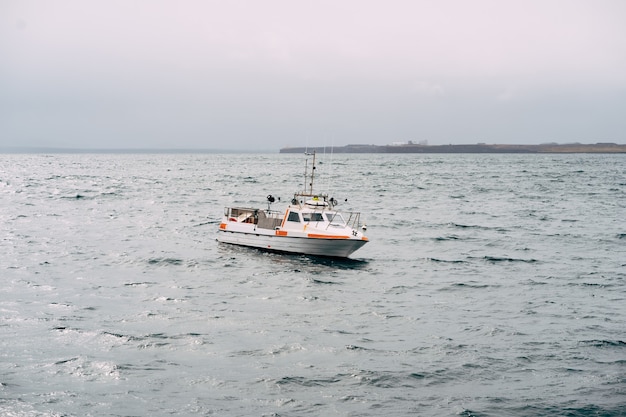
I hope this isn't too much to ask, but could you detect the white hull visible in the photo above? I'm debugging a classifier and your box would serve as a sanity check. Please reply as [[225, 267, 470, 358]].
[[217, 228, 367, 258]]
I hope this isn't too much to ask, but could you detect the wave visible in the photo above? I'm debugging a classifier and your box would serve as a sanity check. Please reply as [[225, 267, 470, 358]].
[[52, 355, 120, 378], [61, 193, 90, 200], [482, 256, 538, 263], [275, 376, 342, 387], [432, 235, 461, 241], [310, 278, 340, 285], [59, 190, 121, 200], [579, 339, 626, 348], [450, 223, 507, 231], [494, 403, 626, 417], [147, 257, 184, 265], [451, 222, 487, 230], [123, 281, 158, 287], [116, 361, 169, 372], [428, 257, 467, 264], [345, 344, 371, 351], [450, 282, 491, 289], [195, 220, 220, 226], [146, 257, 199, 268]]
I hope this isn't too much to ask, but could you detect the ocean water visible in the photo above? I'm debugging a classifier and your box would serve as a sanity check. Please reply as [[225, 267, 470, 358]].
[[1, 152, 624, 417]]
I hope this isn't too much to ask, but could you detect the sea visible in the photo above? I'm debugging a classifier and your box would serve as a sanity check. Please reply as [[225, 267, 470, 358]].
[[1, 152, 624, 417]]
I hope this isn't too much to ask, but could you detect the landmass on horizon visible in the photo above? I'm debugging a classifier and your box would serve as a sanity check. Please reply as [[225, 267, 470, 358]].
[[280, 142, 626, 154], [1, 142, 625, 154]]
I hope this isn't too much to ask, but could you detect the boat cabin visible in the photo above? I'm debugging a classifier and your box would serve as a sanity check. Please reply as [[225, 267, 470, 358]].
[[223, 201, 361, 232], [284, 209, 347, 228]]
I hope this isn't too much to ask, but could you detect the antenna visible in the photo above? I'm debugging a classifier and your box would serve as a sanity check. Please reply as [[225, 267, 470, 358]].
[[303, 150, 316, 195], [325, 137, 335, 198], [309, 151, 316, 194]]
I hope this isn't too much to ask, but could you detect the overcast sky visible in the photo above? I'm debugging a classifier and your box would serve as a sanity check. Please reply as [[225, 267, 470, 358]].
[[1, 0, 625, 150]]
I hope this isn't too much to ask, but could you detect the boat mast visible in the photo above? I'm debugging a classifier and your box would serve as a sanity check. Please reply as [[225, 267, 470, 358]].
[[303, 151, 317, 195]]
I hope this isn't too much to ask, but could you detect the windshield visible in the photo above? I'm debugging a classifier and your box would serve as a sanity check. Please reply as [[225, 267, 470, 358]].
[[324, 212, 346, 226]]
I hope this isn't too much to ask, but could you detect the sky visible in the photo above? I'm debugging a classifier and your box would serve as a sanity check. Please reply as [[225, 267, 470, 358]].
[[1, 0, 625, 150]]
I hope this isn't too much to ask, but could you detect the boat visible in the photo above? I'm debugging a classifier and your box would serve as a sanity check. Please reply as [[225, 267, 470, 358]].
[[217, 152, 369, 258]]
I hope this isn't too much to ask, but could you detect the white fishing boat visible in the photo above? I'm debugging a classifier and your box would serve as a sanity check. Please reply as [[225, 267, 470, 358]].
[[217, 152, 369, 258]]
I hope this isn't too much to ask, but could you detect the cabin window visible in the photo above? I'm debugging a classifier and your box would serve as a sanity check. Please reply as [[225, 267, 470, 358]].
[[303, 212, 324, 222], [287, 211, 301, 222]]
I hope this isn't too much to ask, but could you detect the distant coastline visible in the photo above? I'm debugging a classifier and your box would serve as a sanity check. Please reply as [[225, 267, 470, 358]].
[[2, 143, 625, 154], [280, 143, 626, 154]]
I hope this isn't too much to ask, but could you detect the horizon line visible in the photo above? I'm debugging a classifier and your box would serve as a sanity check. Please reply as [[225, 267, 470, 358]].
[[0, 146, 277, 154]]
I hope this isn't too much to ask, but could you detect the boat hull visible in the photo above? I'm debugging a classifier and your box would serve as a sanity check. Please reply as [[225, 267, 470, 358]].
[[217, 229, 367, 258]]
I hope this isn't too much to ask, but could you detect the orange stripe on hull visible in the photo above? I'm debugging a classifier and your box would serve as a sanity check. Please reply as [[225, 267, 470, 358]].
[[307, 233, 350, 239], [219, 223, 227, 230], [275, 230, 288, 236]]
